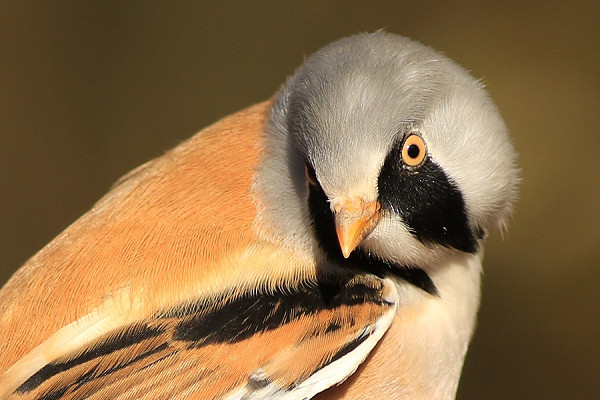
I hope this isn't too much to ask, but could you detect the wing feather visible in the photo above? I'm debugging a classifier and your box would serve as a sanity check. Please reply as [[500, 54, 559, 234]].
[[2, 274, 397, 400]]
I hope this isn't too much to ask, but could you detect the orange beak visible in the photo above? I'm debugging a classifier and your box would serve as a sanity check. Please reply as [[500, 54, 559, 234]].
[[334, 198, 382, 258]]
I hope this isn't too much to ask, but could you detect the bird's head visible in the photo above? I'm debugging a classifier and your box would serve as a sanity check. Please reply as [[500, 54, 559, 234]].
[[255, 32, 518, 271]]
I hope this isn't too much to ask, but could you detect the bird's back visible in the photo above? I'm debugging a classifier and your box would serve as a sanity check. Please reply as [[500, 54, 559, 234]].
[[0, 101, 272, 371]]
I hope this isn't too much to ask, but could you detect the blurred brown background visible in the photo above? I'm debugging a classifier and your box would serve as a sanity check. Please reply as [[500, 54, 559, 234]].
[[1, 1, 599, 398]]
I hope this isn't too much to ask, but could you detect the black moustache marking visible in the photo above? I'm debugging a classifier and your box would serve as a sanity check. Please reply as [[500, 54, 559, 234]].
[[307, 181, 439, 296], [378, 146, 479, 254]]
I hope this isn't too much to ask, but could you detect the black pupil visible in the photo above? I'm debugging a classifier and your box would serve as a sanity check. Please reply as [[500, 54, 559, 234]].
[[407, 144, 420, 159]]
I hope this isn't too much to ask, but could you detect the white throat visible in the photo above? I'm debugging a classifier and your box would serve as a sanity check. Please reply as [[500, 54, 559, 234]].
[[388, 251, 483, 399]]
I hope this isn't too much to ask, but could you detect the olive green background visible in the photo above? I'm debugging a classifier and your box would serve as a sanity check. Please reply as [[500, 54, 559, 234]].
[[1, 1, 599, 398]]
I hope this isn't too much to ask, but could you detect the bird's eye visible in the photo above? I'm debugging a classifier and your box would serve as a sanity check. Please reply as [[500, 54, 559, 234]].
[[305, 164, 319, 187], [401, 134, 427, 168]]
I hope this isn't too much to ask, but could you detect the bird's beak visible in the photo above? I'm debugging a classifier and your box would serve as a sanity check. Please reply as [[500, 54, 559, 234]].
[[334, 198, 382, 258]]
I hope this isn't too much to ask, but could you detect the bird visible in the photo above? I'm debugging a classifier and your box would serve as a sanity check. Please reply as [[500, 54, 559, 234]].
[[0, 31, 518, 399]]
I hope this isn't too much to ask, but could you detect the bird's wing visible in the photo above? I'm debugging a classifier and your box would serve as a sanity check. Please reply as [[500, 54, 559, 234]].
[[0, 273, 398, 400]]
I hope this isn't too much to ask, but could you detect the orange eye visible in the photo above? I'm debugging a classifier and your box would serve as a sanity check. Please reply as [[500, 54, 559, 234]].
[[305, 164, 319, 187], [401, 134, 427, 168]]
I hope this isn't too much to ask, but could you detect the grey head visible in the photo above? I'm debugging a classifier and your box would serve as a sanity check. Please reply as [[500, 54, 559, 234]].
[[254, 31, 518, 270]]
